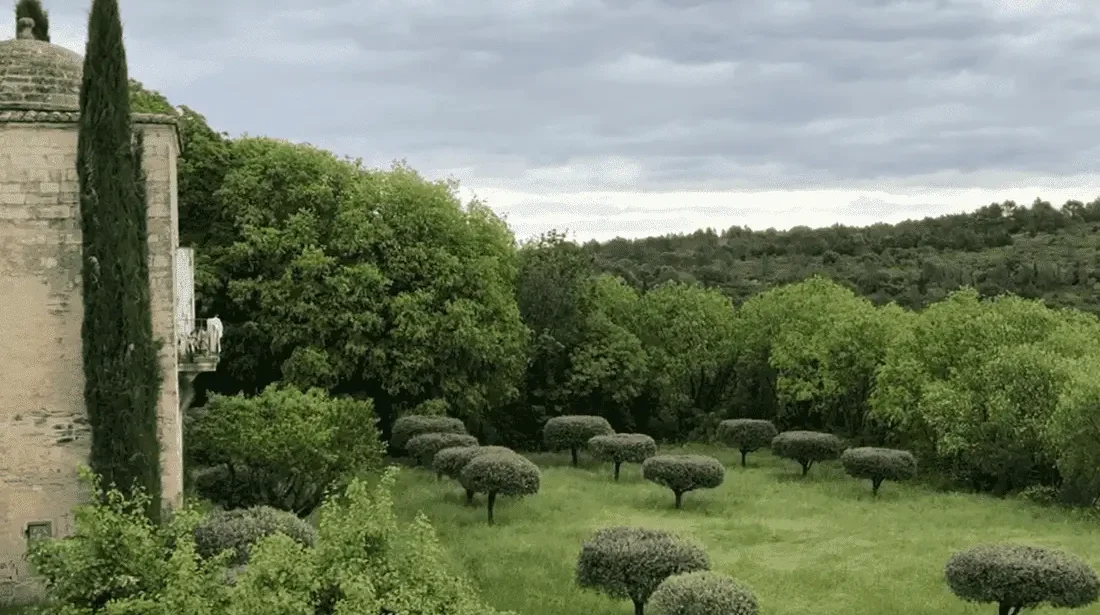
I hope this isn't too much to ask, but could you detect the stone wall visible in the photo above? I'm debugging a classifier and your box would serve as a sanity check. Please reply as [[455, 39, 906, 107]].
[[0, 118, 181, 604]]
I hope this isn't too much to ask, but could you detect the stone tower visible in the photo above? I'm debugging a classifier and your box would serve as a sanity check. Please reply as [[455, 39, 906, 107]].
[[0, 16, 216, 604]]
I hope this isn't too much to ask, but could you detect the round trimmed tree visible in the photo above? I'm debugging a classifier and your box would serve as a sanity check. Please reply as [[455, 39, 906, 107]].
[[460, 451, 541, 524], [544, 415, 614, 466], [771, 430, 843, 476], [406, 432, 479, 467], [945, 544, 1099, 614], [576, 526, 710, 615], [642, 455, 725, 509], [716, 419, 777, 467], [650, 571, 759, 615], [433, 445, 514, 503], [841, 447, 917, 496], [588, 433, 658, 481], [389, 414, 467, 455], [193, 506, 316, 566]]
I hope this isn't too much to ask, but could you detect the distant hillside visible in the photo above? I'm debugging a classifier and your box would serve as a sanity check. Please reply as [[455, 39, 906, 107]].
[[583, 197, 1100, 314]]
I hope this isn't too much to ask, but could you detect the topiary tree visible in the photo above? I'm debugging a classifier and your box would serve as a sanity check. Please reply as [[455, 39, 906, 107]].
[[576, 526, 710, 615], [716, 419, 777, 467], [945, 544, 1099, 614], [544, 415, 614, 466], [460, 451, 541, 524], [771, 430, 843, 476], [650, 571, 759, 615], [15, 0, 50, 41], [433, 445, 514, 503], [192, 506, 316, 566], [406, 432, 479, 468], [642, 455, 725, 509], [389, 414, 467, 455], [588, 433, 658, 481], [841, 446, 917, 496]]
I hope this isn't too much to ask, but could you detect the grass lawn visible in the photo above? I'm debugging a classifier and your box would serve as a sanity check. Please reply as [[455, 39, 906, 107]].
[[391, 443, 1100, 615]]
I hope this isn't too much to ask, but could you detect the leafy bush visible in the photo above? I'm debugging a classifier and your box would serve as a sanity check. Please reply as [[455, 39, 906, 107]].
[[716, 419, 777, 466], [642, 455, 725, 509], [406, 432, 480, 467], [460, 451, 541, 524], [576, 526, 710, 615], [588, 433, 658, 480], [186, 384, 384, 515], [433, 445, 514, 503], [771, 430, 843, 476], [389, 414, 468, 455], [543, 415, 614, 466], [945, 543, 1099, 614], [192, 506, 316, 566], [650, 571, 759, 615], [840, 447, 917, 496]]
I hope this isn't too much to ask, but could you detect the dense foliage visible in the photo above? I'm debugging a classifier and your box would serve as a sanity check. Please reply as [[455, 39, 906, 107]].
[[460, 451, 541, 524], [406, 432, 480, 466], [543, 415, 614, 466], [78, 0, 162, 519], [192, 505, 316, 566], [716, 419, 777, 466], [770, 431, 844, 476], [390, 414, 469, 455], [14, 0, 49, 40], [944, 544, 1099, 614], [576, 526, 710, 615], [649, 571, 759, 615], [840, 447, 917, 496], [641, 455, 725, 509], [186, 385, 384, 515], [587, 433, 658, 480]]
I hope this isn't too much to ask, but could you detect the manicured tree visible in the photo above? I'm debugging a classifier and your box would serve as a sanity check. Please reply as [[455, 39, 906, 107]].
[[192, 506, 316, 566], [15, 0, 50, 41], [771, 431, 843, 476], [433, 445, 513, 503], [945, 544, 1099, 614], [576, 526, 710, 615], [389, 414, 467, 455], [460, 451, 541, 524], [543, 415, 614, 466], [716, 419, 777, 467], [642, 455, 725, 509], [588, 433, 657, 481], [543, 418, 616, 466], [405, 432, 479, 468], [841, 447, 917, 496], [78, 0, 163, 520], [650, 571, 759, 615]]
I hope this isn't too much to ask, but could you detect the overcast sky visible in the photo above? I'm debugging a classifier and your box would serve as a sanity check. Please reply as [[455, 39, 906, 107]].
[[5, 0, 1099, 241]]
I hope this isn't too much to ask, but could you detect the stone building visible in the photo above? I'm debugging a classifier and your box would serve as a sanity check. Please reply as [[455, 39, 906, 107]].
[[0, 17, 218, 604]]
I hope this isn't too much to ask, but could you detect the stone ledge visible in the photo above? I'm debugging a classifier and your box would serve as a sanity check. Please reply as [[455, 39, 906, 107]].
[[0, 110, 178, 125]]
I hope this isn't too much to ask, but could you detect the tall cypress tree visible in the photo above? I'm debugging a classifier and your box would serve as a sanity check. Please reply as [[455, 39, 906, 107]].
[[78, 0, 163, 521], [14, 0, 50, 41]]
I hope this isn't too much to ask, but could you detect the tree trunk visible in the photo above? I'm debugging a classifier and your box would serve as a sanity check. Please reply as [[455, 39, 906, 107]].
[[436, 471, 442, 481], [872, 477, 883, 496], [674, 491, 683, 509], [614, 462, 622, 481], [571, 447, 579, 467], [487, 491, 497, 524], [740, 450, 748, 467], [801, 460, 813, 476], [633, 599, 644, 615], [465, 489, 474, 505]]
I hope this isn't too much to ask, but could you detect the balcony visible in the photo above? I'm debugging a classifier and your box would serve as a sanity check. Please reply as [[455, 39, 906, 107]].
[[178, 318, 220, 411]]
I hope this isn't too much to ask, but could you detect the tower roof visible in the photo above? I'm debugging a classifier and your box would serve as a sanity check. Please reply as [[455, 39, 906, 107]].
[[0, 17, 83, 111]]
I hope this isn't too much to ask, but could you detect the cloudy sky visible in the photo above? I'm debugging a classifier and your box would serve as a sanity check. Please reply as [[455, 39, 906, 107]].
[[5, 0, 1099, 241]]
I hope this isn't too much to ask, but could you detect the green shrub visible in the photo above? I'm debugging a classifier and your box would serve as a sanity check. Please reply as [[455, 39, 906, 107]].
[[716, 419, 777, 467], [588, 433, 658, 480], [642, 455, 725, 509], [460, 451, 541, 524], [840, 447, 917, 495], [389, 414, 467, 455], [945, 543, 1099, 614], [433, 445, 514, 503], [576, 526, 710, 615], [771, 430, 843, 476], [650, 571, 759, 615], [186, 385, 384, 515], [543, 415, 614, 466], [406, 432, 480, 467], [192, 506, 316, 566]]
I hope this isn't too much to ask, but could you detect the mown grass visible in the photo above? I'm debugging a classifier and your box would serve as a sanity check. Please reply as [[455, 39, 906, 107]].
[[391, 443, 1100, 615]]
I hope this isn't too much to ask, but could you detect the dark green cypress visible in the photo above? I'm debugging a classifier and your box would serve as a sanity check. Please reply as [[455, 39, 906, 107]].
[[14, 0, 50, 41], [78, 0, 162, 521]]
